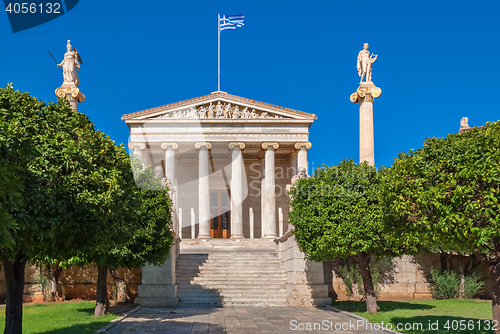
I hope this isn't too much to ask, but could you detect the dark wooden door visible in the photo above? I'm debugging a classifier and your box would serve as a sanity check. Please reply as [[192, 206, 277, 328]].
[[210, 190, 230, 238]]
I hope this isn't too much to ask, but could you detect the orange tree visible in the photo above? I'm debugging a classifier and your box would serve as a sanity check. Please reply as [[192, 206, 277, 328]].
[[90, 157, 174, 317], [382, 121, 500, 332], [288, 159, 409, 314], [0, 86, 138, 334]]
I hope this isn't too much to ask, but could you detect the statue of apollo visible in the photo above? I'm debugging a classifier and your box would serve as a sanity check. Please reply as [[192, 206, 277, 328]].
[[357, 43, 377, 83]]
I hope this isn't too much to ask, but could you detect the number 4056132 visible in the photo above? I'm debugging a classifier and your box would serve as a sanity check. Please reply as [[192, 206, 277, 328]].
[[5, 3, 61, 14]]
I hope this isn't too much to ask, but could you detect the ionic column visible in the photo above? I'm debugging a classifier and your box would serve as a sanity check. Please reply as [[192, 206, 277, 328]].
[[262, 142, 279, 238], [128, 143, 150, 167], [195, 142, 212, 239], [229, 142, 245, 239], [350, 84, 382, 166], [294, 142, 312, 175], [55, 86, 85, 112], [161, 142, 178, 184]]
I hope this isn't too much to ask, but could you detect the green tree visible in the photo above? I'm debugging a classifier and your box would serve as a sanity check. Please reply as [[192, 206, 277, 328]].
[[288, 159, 405, 314], [0, 86, 138, 333], [382, 121, 500, 330], [91, 158, 174, 316]]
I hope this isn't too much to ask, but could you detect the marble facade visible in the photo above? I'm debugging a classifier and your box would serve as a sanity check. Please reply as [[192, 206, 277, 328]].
[[121, 91, 332, 307]]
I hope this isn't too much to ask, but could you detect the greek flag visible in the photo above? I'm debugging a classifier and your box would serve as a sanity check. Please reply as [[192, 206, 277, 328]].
[[220, 14, 245, 31]]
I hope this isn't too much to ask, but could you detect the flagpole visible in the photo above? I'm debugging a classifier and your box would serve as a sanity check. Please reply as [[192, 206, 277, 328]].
[[218, 13, 221, 92]]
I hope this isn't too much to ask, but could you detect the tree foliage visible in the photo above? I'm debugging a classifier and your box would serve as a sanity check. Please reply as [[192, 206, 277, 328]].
[[382, 121, 500, 328], [0, 85, 172, 332], [289, 159, 399, 261], [288, 159, 401, 313]]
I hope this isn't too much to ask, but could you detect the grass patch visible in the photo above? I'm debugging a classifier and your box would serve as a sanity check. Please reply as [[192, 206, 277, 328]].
[[333, 299, 494, 334], [0, 301, 118, 334]]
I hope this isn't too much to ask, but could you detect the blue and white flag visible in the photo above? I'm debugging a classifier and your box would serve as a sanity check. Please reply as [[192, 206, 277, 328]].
[[220, 14, 244, 31]]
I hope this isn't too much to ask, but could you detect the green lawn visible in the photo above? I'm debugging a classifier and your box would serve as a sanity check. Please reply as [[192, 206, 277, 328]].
[[0, 302, 119, 334], [334, 299, 494, 334]]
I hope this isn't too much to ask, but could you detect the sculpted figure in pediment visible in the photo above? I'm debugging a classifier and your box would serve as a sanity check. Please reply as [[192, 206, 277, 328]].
[[216, 101, 224, 118], [198, 105, 207, 118], [224, 103, 232, 118], [232, 105, 241, 118], [208, 102, 214, 118], [241, 107, 250, 118]]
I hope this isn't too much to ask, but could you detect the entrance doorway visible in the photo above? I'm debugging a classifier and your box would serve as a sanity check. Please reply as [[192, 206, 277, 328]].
[[210, 190, 230, 238]]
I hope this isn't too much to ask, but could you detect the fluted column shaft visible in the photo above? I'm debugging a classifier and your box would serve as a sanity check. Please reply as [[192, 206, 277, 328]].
[[260, 161, 266, 238], [229, 142, 245, 238], [162, 143, 178, 183], [262, 143, 278, 238], [359, 97, 374, 166], [196, 142, 211, 239], [350, 84, 380, 167]]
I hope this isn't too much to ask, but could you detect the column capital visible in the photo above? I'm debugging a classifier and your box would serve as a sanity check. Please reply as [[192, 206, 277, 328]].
[[161, 142, 179, 150], [195, 142, 212, 150], [228, 142, 245, 150], [294, 142, 312, 150], [261, 142, 279, 151], [128, 142, 146, 150], [350, 85, 382, 103]]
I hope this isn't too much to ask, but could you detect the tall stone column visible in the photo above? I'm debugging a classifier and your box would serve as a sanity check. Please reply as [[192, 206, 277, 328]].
[[294, 142, 312, 175], [161, 142, 178, 185], [350, 83, 381, 166], [262, 142, 279, 238], [260, 160, 266, 238], [229, 142, 245, 238], [195, 142, 212, 239]]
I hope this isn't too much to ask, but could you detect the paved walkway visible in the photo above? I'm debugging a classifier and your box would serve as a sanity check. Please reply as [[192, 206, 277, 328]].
[[103, 307, 387, 334]]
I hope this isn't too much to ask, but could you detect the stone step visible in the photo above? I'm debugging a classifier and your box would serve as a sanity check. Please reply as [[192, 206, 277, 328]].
[[191, 275, 285, 281], [176, 264, 283, 271], [177, 296, 288, 304], [186, 275, 286, 280], [177, 283, 286, 293], [176, 283, 287, 290], [177, 291, 287, 298], [200, 256, 280, 260], [176, 268, 285, 277], [222, 301, 288, 307]]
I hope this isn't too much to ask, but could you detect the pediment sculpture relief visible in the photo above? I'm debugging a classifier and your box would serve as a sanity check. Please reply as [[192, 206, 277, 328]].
[[154, 101, 287, 120]]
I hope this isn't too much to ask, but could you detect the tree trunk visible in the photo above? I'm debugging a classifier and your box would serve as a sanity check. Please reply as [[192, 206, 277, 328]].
[[474, 250, 500, 334], [357, 252, 379, 314], [458, 255, 465, 299], [440, 251, 452, 271], [45, 262, 62, 301], [2, 253, 26, 334], [94, 265, 109, 317], [489, 261, 500, 334], [108, 268, 130, 303]]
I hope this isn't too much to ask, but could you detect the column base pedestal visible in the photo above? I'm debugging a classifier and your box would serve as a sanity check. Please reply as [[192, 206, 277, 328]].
[[231, 234, 245, 239], [197, 234, 211, 239]]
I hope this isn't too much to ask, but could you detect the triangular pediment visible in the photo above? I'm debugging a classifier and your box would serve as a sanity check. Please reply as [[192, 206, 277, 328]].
[[121, 92, 316, 122]]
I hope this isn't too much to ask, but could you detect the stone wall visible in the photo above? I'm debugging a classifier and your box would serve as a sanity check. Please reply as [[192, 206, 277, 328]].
[[0, 263, 141, 303], [324, 253, 492, 301], [275, 230, 332, 306]]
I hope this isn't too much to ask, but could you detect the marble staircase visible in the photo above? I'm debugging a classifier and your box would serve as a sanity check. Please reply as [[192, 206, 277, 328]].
[[176, 239, 288, 307]]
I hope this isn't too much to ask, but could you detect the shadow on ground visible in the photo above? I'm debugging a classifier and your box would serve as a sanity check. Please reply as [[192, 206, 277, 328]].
[[333, 300, 435, 313]]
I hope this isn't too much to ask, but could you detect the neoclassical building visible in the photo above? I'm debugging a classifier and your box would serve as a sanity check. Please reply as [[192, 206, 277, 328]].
[[122, 91, 315, 240], [121, 91, 331, 307]]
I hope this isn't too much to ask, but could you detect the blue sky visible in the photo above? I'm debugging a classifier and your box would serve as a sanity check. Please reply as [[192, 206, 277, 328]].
[[1, 0, 499, 169]]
